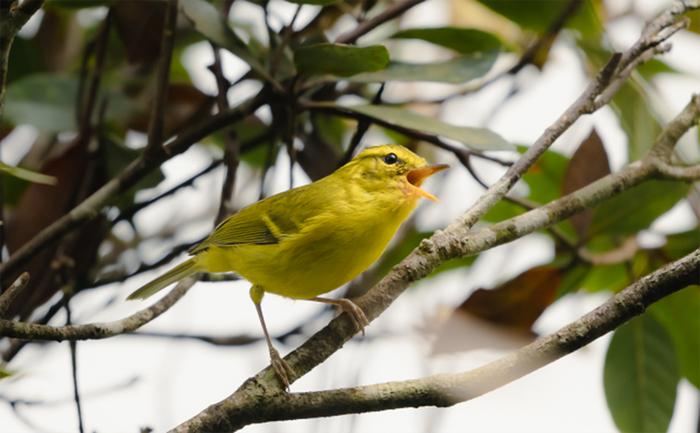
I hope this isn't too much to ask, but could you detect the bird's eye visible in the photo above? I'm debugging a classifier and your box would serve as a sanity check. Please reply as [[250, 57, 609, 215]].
[[383, 153, 398, 165]]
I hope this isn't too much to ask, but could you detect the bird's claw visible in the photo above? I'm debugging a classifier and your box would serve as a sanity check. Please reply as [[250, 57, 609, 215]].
[[335, 298, 370, 336], [269, 347, 294, 390]]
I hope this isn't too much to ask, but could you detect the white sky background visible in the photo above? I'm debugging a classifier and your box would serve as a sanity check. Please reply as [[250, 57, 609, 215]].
[[2, 0, 700, 432]]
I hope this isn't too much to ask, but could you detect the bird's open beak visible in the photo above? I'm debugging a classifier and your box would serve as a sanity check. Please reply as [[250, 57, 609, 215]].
[[406, 164, 449, 201]]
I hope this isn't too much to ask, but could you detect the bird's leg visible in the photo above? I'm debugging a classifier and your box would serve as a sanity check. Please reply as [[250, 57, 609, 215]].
[[311, 297, 370, 335], [250, 286, 294, 389]]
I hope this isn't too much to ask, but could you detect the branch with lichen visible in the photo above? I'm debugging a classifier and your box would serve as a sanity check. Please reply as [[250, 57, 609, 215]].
[[171, 248, 700, 431]]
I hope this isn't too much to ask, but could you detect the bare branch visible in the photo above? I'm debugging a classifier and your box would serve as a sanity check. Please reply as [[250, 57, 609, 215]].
[[210, 42, 241, 223], [653, 160, 700, 181], [0, 277, 195, 341], [174, 22, 700, 427], [335, 0, 426, 44], [65, 303, 85, 433], [171, 249, 700, 431], [303, 102, 513, 167], [145, 0, 179, 158], [0, 272, 29, 318]]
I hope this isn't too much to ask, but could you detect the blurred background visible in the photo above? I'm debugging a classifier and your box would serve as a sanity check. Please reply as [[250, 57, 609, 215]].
[[1, 0, 699, 432]]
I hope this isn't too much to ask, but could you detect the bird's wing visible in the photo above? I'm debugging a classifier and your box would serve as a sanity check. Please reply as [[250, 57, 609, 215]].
[[189, 182, 330, 254]]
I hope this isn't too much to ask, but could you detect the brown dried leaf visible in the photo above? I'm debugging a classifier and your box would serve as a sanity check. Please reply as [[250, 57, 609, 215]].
[[562, 129, 611, 240], [5, 137, 106, 319], [432, 266, 561, 354], [113, 0, 166, 64]]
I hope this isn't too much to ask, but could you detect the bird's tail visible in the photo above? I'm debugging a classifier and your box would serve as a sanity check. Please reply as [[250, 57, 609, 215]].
[[126, 258, 200, 300]]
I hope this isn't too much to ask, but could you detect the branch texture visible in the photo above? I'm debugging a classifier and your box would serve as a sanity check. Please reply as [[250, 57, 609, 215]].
[[172, 248, 700, 431], [0, 278, 195, 340], [169, 2, 699, 428]]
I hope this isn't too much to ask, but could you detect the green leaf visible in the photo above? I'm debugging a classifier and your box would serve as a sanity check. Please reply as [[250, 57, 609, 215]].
[[0, 162, 57, 185], [180, 0, 274, 82], [580, 262, 628, 293], [637, 59, 678, 80], [650, 286, 700, 389], [5, 73, 78, 132], [611, 82, 662, 161], [335, 103, 512, 151], [0, 364, 13, 380], [663, 229, 700, 260], [351, 53, 498, 84], [391, 27, 503, 55], [604, 313, 680, 433], [589, 180, 689, 237], [476, 0, 604, 37], [294, 43, 389, 77]]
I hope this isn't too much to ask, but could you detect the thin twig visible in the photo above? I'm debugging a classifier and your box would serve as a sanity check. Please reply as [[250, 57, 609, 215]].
[[0, 375, 139, 407], [0, 277, 195, 341], [92, 238, 203, 287], [511, 0, 585, 75], [1, 293, 70, 362], [210, 43, 241, 224], [145, 0, 179, 158], [335, 0, 426, 44], [338, 84, 385, 166], [304, 102, 514, 167], [0, 0, 45, 116], [114, 160, 223, 224], [400, 0, 585, 105], [114, 129, 273, 226], [65, 302, 86, 433], [78, 10, 112, 140], [0, 272, 29, 318]]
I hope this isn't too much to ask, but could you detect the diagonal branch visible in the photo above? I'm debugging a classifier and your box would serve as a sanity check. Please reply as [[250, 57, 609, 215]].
[[335, 0, 426, 44], [170, 2, 700, 425], [171, 248, 700, 431]]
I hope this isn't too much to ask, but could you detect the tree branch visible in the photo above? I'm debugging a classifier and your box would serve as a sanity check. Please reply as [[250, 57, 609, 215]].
[[0, 0, 45, 116], [171, 248, 700, 431], [0, 272, 29, 318], [335, 0, 426, 44], [0, 277, 195, 340], [210, 42, 240, 224], [145, 0, 179, 157], [172, 10, 700, 424]]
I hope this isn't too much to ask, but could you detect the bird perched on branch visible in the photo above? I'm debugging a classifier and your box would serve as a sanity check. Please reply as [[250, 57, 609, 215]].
[[127, 144, 447, 387]]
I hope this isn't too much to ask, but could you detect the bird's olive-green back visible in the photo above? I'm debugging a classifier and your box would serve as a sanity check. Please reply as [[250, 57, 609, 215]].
[[189, 144, 427, 255]]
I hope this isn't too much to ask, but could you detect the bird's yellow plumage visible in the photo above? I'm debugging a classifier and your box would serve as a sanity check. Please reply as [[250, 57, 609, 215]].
[[127, 144, 447, 386]]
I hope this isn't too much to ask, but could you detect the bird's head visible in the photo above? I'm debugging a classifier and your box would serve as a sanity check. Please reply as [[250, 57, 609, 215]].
[[342, 144, 448, 201]]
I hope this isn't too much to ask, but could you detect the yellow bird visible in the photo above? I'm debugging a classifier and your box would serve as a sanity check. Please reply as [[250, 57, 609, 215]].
[[127, 144, 447, 386]]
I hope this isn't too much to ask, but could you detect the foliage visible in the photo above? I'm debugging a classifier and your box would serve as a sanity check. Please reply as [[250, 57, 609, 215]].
[[1, 0, 698, 431]]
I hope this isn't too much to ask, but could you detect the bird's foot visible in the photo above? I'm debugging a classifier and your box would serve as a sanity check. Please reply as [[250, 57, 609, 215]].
[[335, 298, 370, 336], [269, 347, 294, 390]]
